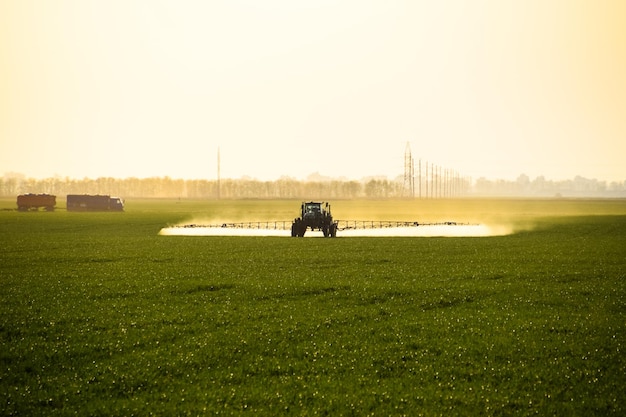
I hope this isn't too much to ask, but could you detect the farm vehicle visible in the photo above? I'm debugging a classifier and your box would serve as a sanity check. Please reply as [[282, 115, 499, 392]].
[[66, 194, 124, 211], [169, 200, 475, 237], [291, 201, 338, 237], [17, 194, 56, 211]]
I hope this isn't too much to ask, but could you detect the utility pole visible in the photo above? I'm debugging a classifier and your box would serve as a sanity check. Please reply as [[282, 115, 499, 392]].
[[432, 164, 435, 199], [424, 161, 428, 199], [412, 156, 415, 197], [403, 142, 414, 198], [418, 159, 422, 199], [217, 146, 221, 200]]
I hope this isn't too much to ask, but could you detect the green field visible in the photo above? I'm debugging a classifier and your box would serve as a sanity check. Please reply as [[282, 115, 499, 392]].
[[1, 198, 625, 415]]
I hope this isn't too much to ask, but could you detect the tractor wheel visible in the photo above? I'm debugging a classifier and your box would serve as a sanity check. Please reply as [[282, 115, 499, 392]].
[[293, 220, 306, 237], [322, 225, 329, 237], [330, 223, 337, 238], [292, 221, 304, 237]]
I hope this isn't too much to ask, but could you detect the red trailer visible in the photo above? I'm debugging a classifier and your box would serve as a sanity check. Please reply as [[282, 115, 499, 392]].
[[17, 194, 56, 211]]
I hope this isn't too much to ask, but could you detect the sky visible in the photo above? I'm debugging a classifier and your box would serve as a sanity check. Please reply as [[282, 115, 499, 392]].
[[1, 0, 625, 182]]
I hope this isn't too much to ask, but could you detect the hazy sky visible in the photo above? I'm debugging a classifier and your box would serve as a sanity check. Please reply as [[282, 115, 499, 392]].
[[1, 1, 625, 182]]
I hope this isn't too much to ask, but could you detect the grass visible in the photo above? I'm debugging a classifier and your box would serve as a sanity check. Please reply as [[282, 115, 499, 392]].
[[1, 198, 625, 415]]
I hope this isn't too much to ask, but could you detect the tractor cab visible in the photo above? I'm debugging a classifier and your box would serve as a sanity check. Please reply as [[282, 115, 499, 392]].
[[303, 202, 322, 220]]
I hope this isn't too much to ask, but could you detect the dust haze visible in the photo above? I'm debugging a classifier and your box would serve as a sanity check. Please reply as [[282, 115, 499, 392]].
[[158, 223, 512, 237], [157, 199, 552, 237]]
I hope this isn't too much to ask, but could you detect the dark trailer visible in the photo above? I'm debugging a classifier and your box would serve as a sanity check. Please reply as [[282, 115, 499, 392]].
[[66, 194, 124, 211]]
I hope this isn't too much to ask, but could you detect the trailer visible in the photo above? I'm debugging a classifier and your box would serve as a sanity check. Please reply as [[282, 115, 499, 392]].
[[66, 194, 124, 211], [17, 194, 56, 211]]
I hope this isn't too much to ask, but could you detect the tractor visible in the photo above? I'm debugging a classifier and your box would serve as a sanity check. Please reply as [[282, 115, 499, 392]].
[[291, 201, 338, 237]]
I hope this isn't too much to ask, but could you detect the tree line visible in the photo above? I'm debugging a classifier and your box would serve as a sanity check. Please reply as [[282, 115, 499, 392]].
[[1, 173, 623, 199], [473, 174, 626, 197], [0, 177, 402, 199], [0, 176, 413, 199]]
